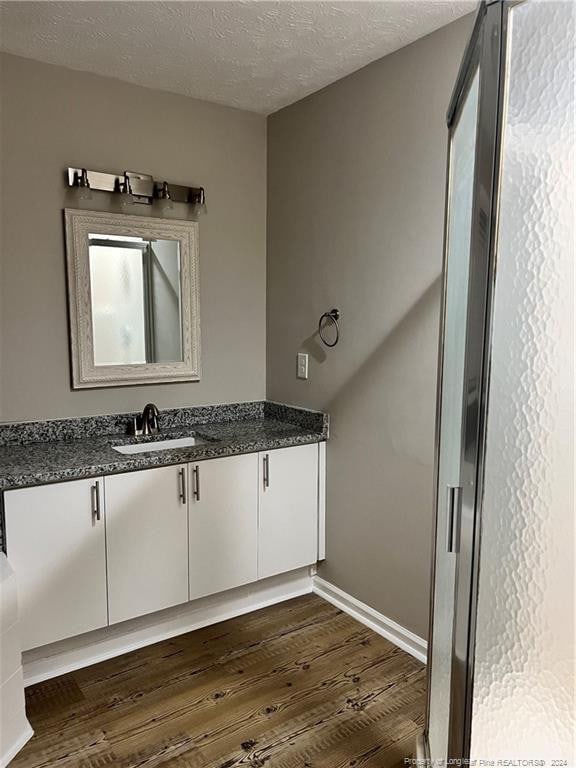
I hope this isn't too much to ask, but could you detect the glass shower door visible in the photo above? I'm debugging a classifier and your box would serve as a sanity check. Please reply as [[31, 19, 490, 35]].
[[427, 67, 479, 761], [424, 1, 505, 761]]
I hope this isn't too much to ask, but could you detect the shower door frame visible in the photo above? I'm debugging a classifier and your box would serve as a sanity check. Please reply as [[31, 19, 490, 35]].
[[424, 0, 513, 759]]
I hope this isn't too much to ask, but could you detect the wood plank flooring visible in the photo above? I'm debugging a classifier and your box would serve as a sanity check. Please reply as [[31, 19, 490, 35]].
[[11, 595, 426, 768]]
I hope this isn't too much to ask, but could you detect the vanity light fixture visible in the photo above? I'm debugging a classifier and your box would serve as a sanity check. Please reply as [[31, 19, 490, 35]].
[[67, 167, 206, 213]]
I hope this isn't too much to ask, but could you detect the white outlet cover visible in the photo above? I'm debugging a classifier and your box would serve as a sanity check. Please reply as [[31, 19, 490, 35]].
[[297, 353, 309, 380]]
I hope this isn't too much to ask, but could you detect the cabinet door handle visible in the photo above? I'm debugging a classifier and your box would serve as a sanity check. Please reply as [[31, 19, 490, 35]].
[[91, 480, 101, 522], [178, 467, 187, 504], [263, 454, 270, 489], [193, 465, 201, 501]]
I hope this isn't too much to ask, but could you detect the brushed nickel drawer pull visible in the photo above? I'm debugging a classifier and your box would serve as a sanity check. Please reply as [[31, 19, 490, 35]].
[[91, 481, 101, 522], [178, 467, 187, 504], [193, 465, 201, 501]]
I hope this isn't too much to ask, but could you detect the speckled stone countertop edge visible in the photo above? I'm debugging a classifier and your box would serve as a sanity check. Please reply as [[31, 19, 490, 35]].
[[0, 430, 325, 492]]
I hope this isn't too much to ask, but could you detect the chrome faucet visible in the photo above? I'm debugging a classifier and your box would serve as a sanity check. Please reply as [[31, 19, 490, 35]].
[[141, 403, 160, 436]]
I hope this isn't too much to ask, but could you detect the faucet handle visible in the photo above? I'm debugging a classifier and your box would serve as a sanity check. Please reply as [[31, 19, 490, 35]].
[[131, 416, 143, 436]]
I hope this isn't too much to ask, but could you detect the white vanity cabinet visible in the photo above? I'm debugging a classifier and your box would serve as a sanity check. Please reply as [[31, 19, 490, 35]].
[[3, 478, 108, 651], [2, 441, 324, 653], [188, 454, 258, 600], [258, 444, 319, 579], [105, 465, 189, 624]]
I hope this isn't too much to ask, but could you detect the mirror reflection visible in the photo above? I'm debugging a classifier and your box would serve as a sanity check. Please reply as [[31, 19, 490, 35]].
[[88, 234, 183, 366]]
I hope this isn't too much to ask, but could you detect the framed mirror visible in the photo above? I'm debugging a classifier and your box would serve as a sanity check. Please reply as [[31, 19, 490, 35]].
[[65, 209, 201, 388]]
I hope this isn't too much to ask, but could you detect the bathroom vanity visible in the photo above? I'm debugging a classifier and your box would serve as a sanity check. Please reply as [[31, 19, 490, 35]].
[[0, 209, 331, 684], [0, 402, 327, 656]]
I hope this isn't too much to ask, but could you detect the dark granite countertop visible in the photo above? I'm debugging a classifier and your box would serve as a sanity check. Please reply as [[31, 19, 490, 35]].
[[0, 401, 328, 492]]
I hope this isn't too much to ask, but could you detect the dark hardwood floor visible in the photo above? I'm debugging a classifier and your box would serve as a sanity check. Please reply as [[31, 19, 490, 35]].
[[12, 594, 426, 768]]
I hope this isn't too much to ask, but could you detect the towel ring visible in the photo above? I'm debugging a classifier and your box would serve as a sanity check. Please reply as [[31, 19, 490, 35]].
[[318, 308, 340, 347]]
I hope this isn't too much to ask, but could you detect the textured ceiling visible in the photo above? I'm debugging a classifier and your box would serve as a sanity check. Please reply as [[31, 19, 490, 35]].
[[0, 1, 474, 114]]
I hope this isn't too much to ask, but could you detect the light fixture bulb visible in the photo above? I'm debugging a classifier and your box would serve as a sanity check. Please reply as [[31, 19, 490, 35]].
[[157, 180, 173, 212], [75, 168, 92, 201], [120, 173, 135, 207], [192, 188, 207, 217]]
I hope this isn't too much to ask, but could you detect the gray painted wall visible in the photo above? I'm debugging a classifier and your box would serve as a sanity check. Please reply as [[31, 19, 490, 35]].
[[267, 16, 472, 638], [0, 53, 266, 422]]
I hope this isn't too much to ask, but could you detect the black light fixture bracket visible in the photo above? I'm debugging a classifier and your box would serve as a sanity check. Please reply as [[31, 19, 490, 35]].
[[67, 167, 205, 208]]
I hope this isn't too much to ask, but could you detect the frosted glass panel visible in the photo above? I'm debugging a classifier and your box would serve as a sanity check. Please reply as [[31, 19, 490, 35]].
[[89, 245, 146, 365], [428, 69, 479, 761], [149, 240, 184, 363], [88, 235, 183, 366], [470, 1, 575, 760]]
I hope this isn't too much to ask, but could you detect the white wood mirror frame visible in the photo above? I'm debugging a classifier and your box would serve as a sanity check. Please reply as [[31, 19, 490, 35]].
[[65, 209, 201, 388]]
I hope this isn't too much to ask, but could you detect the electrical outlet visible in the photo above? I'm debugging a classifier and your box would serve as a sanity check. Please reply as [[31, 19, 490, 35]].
[[297, 352, 309, 380]]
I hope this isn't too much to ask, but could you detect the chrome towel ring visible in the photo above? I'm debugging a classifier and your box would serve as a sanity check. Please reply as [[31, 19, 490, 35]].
[[318, 308, 340, 347]]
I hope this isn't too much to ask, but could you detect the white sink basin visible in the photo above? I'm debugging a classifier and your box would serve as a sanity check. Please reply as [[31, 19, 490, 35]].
[[112, 436, 207, 455]]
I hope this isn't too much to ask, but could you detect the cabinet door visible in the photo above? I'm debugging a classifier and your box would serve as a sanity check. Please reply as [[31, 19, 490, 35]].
[[258, 444, 319, 579], [4, 478, 107, 651], [105, 465, 189, 624], [189, 454, 258, 600]]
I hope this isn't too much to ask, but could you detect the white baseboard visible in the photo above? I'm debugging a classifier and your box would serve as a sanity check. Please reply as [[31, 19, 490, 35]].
[[312, 576, 427, 664], [23, 571, 427, 686], [0, 723, 33, 768], [23, 569, 313, 686]]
